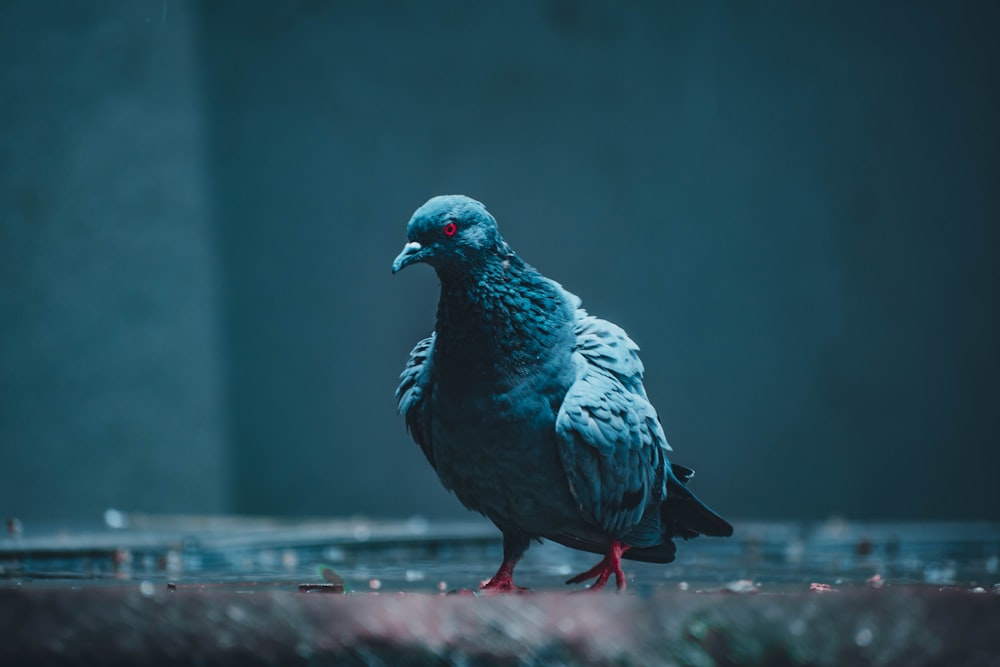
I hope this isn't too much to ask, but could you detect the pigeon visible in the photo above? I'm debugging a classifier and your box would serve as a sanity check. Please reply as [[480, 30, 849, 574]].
[[392, 195, 733, 592]]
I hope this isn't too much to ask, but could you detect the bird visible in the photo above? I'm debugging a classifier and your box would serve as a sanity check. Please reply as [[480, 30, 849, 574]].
[[392, 194, 733, 592]]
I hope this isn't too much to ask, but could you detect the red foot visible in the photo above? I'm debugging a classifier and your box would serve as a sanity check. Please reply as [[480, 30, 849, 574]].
[[479, 558, 529, 593], [566, 541, 631, 591]]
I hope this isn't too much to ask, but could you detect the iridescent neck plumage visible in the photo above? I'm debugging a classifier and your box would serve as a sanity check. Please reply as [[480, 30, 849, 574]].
[[433, 255, 573, 383]]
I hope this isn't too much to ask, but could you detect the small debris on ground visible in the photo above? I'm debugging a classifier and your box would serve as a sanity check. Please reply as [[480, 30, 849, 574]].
[[809, 582, 838, 593]]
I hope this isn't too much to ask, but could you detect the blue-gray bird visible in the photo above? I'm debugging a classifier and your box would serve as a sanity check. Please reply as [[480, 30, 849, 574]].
[[393, 195, 732, 591]]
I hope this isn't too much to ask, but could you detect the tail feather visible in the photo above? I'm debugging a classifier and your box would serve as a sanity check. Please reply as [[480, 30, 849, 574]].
[[547, 531, 678, 564], [662, 468, 733, 539], [547, 463, 733, 564]]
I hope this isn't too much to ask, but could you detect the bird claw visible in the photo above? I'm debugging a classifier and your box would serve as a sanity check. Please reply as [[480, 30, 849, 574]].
[[565, 565, 620, 591], [565, 541, 630, 592], [478, 558, 530, 593], [479, 580, 530, 594]]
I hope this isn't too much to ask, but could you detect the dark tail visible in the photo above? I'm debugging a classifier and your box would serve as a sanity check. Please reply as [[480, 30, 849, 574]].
[[548, 463, 733, 564], [621, 464, 733, 563], [661, 463, 734, 539]]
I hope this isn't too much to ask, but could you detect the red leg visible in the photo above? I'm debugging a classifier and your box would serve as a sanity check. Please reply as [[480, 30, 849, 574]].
[[480, 558, 529, 593], [479, 531, 530, 593], [566, 540, 631, 591]]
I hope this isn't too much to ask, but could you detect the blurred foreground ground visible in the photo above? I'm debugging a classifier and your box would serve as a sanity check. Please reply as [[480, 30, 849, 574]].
[[2, 516, 998, 665]]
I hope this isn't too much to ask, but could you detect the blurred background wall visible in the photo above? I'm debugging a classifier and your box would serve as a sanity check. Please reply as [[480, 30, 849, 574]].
[[0, 1, 228, 518], [1, 0, 997, 523]]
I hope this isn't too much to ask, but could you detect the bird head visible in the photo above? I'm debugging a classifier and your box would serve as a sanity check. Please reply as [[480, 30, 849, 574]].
[[392, 195, 509, 275]]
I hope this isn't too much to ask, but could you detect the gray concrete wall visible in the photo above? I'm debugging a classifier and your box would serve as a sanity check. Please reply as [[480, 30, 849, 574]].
[[1, 1, 997, 522], [0, 1, 228, 519]]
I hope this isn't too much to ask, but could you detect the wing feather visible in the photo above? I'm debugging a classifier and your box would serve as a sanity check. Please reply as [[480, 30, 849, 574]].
[[555, 313, 672, 539], [574, 313, 649, 399], [395, 334, 436, 469]]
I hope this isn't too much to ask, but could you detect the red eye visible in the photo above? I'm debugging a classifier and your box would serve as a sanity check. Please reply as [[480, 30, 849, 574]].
[[443, 221, 457, 237]]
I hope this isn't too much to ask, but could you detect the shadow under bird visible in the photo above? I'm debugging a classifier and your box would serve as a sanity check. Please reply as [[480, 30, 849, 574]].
[[392, 195, 733, 592]]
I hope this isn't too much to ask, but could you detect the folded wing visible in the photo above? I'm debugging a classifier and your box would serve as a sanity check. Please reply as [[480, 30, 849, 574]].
[[396, 334, 436, 469]]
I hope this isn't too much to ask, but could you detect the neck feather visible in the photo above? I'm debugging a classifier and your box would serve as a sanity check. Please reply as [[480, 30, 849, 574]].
[[434, 256, 573, 382]]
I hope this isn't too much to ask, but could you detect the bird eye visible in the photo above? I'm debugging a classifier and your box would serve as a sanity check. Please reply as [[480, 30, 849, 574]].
[[443, 221, 457, 237]]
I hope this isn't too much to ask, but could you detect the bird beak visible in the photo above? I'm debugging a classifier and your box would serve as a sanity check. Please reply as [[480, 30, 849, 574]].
[[392, 241, 425, 274]]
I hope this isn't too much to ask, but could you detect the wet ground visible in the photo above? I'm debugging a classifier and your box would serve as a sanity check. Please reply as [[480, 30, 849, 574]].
[[2, 514, 997, 594], [2, 515, 999, 665]]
